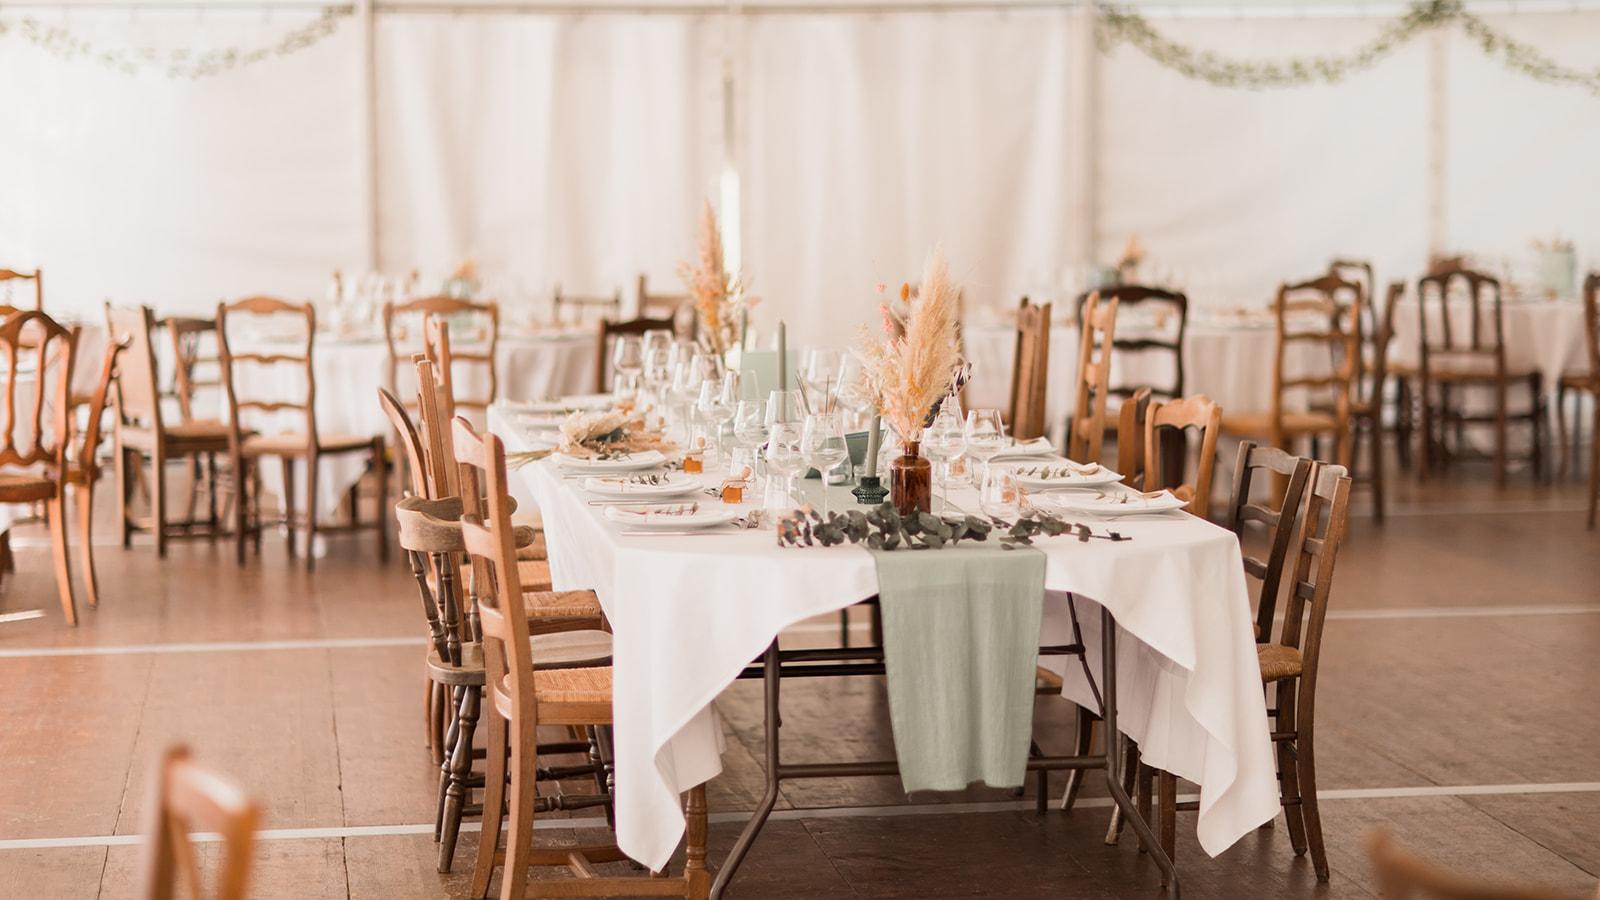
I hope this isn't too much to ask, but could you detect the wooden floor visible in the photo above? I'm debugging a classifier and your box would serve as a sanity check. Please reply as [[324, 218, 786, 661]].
[[2, 459, 1598, 899]]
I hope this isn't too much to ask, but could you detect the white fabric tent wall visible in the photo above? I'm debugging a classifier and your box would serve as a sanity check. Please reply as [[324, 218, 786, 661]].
[[0, 5, 1595, 342]]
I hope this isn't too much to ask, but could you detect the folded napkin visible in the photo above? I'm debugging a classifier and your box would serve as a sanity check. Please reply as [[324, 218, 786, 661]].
[[871, 544, 1046, 793], [991, 436, 1056, 460]]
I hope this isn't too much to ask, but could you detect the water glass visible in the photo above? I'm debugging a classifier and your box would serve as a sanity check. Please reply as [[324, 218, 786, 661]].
[[801, 412, 849, 515], [765, 422, 807, 507], [731, 399, 769, 477], [611, 335, 644, 379], [922, 409, 967, 514], [979, 467, 1025, 521], [964, 408, 1008, 483]]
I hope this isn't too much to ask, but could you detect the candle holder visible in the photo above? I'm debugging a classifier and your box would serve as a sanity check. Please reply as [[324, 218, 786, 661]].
[[852, 474, 889, 505]]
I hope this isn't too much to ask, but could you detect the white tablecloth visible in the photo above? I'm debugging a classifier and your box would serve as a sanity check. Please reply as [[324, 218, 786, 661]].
[[493, 406, 1279, 872], [962, 317, 1321, 443]]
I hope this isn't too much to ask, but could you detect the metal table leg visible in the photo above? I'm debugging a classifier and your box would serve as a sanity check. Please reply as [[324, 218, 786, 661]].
[[1100, 607, 1180, 896], [709, 641, 782, 899]]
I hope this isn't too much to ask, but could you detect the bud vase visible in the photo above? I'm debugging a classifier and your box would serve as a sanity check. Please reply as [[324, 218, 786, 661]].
[[890, 440, 932, 516]]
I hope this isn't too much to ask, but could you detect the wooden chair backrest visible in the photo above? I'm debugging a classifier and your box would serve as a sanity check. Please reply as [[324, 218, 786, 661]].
[[0, 310, 77, 470], [377, 386, 432, 501], [1363, 829, 1581, 900], [140, 745, 260, 900], [637, 273, 691, 320], [414, 355, 459, 501], [105, 304, 166, 434], [384, 296, 498, 413], [1273, 275, 1360, 464], [1143, 394, 1221, 518], [1328, 258, 1378, 375], [1007, 297, 1052, 442], [76, 337, 124, 477], [1274, 462, 1352, 703], [1417, 266, 1506, 371], [0, 268, 43, 310], [1078, 284, 1188, 402], [163, 316, 222, 423], [1365, 281, 1404, 409], [453, 418, 535, 724], [215, 296, 317, 448], [552, 284, 622, 326], [1582, 272, 1600, 388], [1068, 292, 1118, 462], [1226, 440, 1314, 641], [596, 314, 676, 394], [1115, 386, 1153, 489]]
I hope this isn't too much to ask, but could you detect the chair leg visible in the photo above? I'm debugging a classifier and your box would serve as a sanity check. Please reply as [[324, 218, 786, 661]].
[[500, 715, 540, 900], [234, 454, 250, 565], [1061, 712, 1096, 812], [373, 440, 389, 562], [305, 453, 319, 572], [1494, 381, 1509, 487], [1588, 404, 1599, 530], [1369, 418, 1386, 523], [471, 702, 508, 900], [1298, 712, 1329, 882], [1557, 384, 1571, 479], [282, 456, 297, 560], [428, 681, 446, 766], [436, 686, 464, 839], [207, 453, 221, 533], [438, 685, 480, 873], [1135, 762, 1153, 853], [1395, 377, 1414, 470], [46, 494, 76, 626], [76, 481, 100, 610], [1158, 769, 1177, 866], [152, 449, 167, 559], [116, 445, 132, 548], [1275, 684, 1308, 856]]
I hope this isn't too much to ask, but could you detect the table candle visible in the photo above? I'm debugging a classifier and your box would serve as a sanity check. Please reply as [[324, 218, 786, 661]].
[[864, 414, 882, 478], [776, 320, 786, 396]]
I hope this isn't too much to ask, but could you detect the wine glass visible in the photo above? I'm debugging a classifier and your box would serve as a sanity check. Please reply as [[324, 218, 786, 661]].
[[611, 371, 642, 402], [611, 335, 644, 381], [801, 412, 849, 516], [979, 467, 1025, 521], [670, 352, 708, 444], [963, 408, 1008, 485], [765, 422, 807, 508], [731, 399, 769, 479], [642, 328, 673, 360], [922, 407, 967, 514], [765, 389, 805, 429], [696, 373, 738, 466], [835, 354, 873, 430], [800, 347, 845, 413]]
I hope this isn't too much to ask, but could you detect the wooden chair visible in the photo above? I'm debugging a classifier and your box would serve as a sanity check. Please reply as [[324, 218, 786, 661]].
[[1416, 267, 1547, 485], [1150, 462, 1350, 881], [595, 314, 675, 394], [1115, 387, 1154, 489], [1078, 284, 1188, 403], [216, 296, 387, 569], [384, 295, 500, 417], [0, 267, 43, 309], [0, 311, 79, 624], [1007, 297, 1052, 441], [1142, 394, 1221, 517], [1555, 272, 1599, 529], [1067, 292, 1118, 463], [638, 273, 692, 320], [457, 418, 710, 900], [107, 305, 236, 556], [139, 745, 260, 900], [57, 338, 122, 611], [161, 315, 234, 528], [1364, 828, 1593, 900], [1221, 275, 1361, 469], [552, 285, 621, 326], [1348, 282, 1404, 521]]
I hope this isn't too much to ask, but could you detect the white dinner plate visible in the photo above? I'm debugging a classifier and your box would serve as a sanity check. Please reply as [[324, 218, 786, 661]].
[[602, 503, 740, 530], [1009, 462, 1124, 491], [583, 473, 701, 499], [555, 450, 667, 473], [1042, 489, 1188, 517], [557, 392, 618, 411], [990, 436, 1057, 461]]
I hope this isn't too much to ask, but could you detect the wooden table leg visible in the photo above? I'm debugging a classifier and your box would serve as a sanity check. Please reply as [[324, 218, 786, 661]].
[[684, 784, 711, 899]]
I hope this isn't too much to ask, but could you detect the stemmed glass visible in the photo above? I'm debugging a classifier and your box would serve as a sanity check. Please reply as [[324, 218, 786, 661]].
[[642, 329, 673, 362], [731, 399, 769, 479], [801, 412, 849, 515], [963, 408, 1008, 486], [765, 422, 807, 508], [922, 406, 967, 514], [765, 389, 805, 429], [800, 348, 845, 413], [611, 335, 644, 383], [835, 354, 873, 431], [670, 353, 707, 445], [696, 372, 739, 466]]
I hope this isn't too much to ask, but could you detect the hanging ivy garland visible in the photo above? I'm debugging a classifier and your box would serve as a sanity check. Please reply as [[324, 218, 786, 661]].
[[0, 5, 352, 79], [1096, 0, 1600, 99]]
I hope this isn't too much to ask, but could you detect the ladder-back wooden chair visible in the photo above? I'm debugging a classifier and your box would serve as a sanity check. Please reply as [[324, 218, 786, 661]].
[[1115, 387, 1154, 489], [1067, 292, 1118, 463], [595, 314, 675, 394], [0, 267, 43, 310], [1416, 266, 1547, 484], [457, 418, 710, 900], [552, 284, 621, 326], [107, 305, 236, 556], [1078, 284, 1188, 403], [217, 296, 387, 569], [58, 338, 122, 611], [1155, 463, 1352, 881], [0, 311, 79, 624], [1556, 272, 1599, 528], [162, 315, 233, 527], [384, 295, 500, 417], [139, 745, 260, 900], [1221, 275, 1361, 468], [1142, 394, 1221, 518], [1007, 297, 1052, 441]]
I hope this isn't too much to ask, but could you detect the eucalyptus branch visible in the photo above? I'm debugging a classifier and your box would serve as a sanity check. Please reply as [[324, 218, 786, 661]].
[[776, 503, 1130, 551]]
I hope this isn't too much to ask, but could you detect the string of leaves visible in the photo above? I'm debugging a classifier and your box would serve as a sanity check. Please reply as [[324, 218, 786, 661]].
[[1096, 0, 1600, 99], [0, 6, 351, 79], [777, 503, 1129, 552]]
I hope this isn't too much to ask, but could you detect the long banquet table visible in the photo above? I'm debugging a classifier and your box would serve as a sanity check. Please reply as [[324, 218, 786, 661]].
[[491, 406, 1281, 882]]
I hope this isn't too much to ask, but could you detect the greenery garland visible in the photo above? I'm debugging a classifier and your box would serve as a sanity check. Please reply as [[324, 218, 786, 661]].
[[0, 6, 351, 79], [1096, 0, 1600, 99]]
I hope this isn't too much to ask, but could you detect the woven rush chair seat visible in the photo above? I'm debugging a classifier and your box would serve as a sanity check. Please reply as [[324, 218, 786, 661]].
[[1219, 410, 1340, 438], [428, 632, 615, 687], [117, 418, 235, 452], [395, 496, 541, 553], [1424, 360, 1538, 382], [241, 431, 377, 456], [0, 472, 58, 503], [497, 664, 613, 711], [1257, 643, 1303, 683]]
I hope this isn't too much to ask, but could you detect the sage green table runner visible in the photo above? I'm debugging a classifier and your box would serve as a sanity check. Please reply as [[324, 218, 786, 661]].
[[870, 543, 1047, 793]]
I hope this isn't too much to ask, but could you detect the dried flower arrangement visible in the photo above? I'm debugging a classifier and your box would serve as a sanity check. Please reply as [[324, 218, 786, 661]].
[[856, 251, 963, 441], [507, 409, 676, 467], [776, 503, 1131, 551], [679, 200, 747, 356]]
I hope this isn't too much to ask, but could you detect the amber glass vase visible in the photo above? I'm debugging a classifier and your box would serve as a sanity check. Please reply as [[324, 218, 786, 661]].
[[890, 440, 933, 516]]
